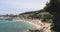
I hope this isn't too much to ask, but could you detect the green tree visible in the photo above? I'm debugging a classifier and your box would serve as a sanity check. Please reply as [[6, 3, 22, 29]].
[[44, 0, 60, 32]]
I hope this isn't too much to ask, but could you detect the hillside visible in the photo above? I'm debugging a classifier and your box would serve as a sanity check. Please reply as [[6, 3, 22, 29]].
[[17, 9, 52, 32], [19, 9, 52, 22]]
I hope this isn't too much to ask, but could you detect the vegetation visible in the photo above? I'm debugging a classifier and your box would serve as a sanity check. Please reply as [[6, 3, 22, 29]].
[[19, 10, 53, 23], [0, 0, 59, 32], [45, 0, 60, 32], [19, 0, 60, 32]]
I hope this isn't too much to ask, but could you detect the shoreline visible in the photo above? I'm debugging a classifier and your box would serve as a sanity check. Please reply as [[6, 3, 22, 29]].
[[13, 18, 44, 26], [13, 18, 51, 32], [13, 19, 42, 28]]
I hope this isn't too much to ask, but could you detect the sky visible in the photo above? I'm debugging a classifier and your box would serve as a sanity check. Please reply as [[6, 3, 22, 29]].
[[0, 0, 49, 15]]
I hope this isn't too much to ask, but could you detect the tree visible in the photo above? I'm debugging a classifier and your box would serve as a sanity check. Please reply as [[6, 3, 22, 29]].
[[45, 0, 60, 14], [45, 0, 60, 32]]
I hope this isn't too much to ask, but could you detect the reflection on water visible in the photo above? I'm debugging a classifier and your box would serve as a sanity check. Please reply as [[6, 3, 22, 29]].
[[0, 20, 40, 32]]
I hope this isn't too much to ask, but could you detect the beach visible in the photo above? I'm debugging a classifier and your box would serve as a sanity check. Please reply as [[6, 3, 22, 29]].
[[13, 18, 51, 32]]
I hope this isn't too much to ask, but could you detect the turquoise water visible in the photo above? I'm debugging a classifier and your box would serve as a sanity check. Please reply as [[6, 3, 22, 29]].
[[0, 20, 39, 32]]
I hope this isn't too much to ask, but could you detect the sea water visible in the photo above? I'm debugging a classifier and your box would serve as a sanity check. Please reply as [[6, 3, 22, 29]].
[[0, 20, 40, 32]]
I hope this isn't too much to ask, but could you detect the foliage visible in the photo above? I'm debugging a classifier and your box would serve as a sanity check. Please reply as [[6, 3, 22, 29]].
[[44, 0, 60, 14], [44, 0, 60, 32]]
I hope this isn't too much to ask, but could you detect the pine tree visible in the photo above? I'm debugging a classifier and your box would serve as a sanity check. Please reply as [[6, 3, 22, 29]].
[[45, 0, 60, 32], [45, 0, 60, 14]]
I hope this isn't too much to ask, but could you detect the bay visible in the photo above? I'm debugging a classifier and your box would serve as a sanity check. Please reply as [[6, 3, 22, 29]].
[[0, 20, 40, 32]]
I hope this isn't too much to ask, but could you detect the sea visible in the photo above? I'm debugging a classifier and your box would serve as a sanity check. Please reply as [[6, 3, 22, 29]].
[[0, 20, 40, 32]]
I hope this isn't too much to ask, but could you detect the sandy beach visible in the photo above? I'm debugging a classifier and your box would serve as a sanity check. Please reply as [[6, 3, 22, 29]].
[[13, 18, 51, 32]]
